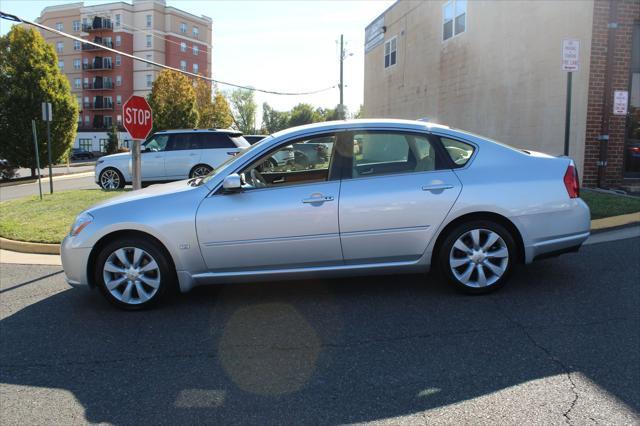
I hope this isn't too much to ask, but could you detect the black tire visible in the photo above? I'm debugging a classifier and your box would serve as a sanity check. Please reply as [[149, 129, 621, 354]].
[[98, 167, 125, 190], [438, 220, 516, 294], [94, 236, 176, 310], [189, 164, 213, 178]]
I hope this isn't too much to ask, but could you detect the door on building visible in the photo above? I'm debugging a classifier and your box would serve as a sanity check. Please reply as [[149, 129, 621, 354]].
[[624, 23, 640, 178]]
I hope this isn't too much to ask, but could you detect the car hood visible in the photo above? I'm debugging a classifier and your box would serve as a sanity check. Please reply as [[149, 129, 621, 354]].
[[86, 179, 204, 213], [100, 152, 130, 161]]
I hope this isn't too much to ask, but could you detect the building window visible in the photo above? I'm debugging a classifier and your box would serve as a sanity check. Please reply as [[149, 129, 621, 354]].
[[180, 22, 187, 33], [116, 75, 122, 86], [75, 79, 82, 89], [73, 59, 81, 70], [115, 35, 121, 47], [56, 41, 64, 53], [79, 138, 92, 150], [443, 0, 466, 41], [180, 42, 187, 52], [116, 95, 122, 105], [74, 40, 81, 50], [193, 26, 199, 38], [146, 35, 152, 48], [193, 44, 199, 56], [56, 22, 63, 31], [146, 54, 152, 67], [58, 60, 64, 71], [193, 63, 199, 74], [72, 20, 80, 31], [115, 55, 121, 66], [122, 140, 130, 148], [84, 96, 89, 106], [146, 14, 152, 28], [115, 14, 121, 28], [180, 60, 187, 71], [384, 37, 397, 68], [146, 74, 153, 87], [117, 114, 122, 125], [99, 138, 109, 152], [83, 115, 90, 125]]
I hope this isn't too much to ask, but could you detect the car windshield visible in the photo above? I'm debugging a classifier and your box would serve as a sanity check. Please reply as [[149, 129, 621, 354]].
[[199, 135, 274, 185]]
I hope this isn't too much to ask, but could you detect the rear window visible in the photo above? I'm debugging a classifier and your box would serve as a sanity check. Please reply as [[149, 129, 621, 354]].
[[194, 133, 237, 149], [440, 137, 475, 166]]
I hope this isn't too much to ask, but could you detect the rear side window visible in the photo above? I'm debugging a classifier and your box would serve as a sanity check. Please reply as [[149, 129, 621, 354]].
[[195, 133, 237, 149], [440, 137, 475, 166], [168, 134, 192, 151]]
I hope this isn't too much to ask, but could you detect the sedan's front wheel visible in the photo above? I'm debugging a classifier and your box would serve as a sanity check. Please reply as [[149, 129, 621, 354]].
[[94, 237, 174, 309], [439, 220, 516, 294]]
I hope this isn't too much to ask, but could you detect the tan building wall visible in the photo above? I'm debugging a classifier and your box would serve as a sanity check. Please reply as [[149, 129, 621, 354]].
[[364, 0, 594, 176]]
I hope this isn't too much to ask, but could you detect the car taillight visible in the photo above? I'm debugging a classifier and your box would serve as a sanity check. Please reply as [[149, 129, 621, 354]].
[[563, 164, 579, 198]]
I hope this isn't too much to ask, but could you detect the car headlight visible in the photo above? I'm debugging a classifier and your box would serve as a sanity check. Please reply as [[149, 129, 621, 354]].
[[69, 212, 93, 236], [96, 159, 104, 164]]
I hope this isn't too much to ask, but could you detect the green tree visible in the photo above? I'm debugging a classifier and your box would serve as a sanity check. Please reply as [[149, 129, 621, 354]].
[[315, 105, 344, 122], [211, 92, 234, 129], [289, 103, 319, 127], [194, 79, 234, 129], [0, 27, 78, 176], [148, 70, 198, 131], [229, 88, 257, 134], [261, 103, 290, 133], [352, 104, 364, 119], [106, 125, 119, 154]]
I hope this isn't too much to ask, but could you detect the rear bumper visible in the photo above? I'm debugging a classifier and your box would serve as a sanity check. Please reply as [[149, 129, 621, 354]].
[[530, 231, 589, 261]]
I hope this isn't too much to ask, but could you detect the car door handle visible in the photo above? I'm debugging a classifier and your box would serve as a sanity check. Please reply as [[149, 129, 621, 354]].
[[422, 184, 454, 192], [227, 151, 239, 156], [272, 177, 285, 184], [302, 195, 334, 204], [154, 155, 162, 158], [359, 168, 374, 175]]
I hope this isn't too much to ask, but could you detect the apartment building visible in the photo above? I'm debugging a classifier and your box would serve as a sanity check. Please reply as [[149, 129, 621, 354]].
[[364, 0, 640, 189], [35, 0, 212, 152]]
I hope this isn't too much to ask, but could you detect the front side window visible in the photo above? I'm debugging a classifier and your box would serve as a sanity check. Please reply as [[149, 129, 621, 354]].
[[384, 37, 397, 68], [351, 132, 441, 178], [440, 137, 475, 166], [143, 134, 169, 152], [240, 134, 337, 189]]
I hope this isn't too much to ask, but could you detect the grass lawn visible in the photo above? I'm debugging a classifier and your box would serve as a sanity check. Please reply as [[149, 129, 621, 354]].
[[0, 190, 125, 244], [581, 189, 640, 220]]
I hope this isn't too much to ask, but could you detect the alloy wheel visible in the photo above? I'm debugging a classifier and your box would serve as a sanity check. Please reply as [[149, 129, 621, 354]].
[[100, 169, 121, 189], [102, 247, 161, 305], [191, 166, 212, 177], [449, 229, 509, 288]]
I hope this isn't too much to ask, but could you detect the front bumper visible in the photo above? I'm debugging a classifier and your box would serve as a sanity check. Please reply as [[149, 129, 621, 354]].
[[60, 235, 93, 288]]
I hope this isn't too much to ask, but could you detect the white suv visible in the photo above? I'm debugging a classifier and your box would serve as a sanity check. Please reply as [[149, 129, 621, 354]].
[[95, 129, 250, 189]]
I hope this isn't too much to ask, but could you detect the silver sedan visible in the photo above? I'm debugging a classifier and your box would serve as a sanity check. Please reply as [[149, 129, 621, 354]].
[[61, 119, 590, 309]]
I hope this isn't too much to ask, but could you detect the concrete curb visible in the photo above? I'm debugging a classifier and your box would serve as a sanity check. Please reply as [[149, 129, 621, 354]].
[[0, 212, 638, 256], [0, 237, 60, 255]]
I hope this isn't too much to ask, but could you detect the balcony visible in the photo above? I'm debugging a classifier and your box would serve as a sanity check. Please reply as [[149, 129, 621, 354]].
[[83, 62, 113, 71], [87, 101, 114, 111], [82, 18, 113, 32], [82, 40, 113, 51], [83, 81, 114, 90]]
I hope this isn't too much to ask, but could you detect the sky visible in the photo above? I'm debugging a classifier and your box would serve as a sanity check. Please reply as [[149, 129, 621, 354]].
[[0, 0, 395, 122]]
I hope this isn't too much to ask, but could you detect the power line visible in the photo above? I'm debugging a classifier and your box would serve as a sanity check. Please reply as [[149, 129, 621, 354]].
[[0, 11, 337, 96]]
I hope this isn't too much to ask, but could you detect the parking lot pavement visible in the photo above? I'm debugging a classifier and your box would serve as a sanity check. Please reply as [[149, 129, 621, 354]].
[[1, 238, 638, 425]]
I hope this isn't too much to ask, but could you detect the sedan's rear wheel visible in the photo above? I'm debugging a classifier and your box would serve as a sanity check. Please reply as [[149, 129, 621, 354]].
[[95, 237, 174, 309], [99, 168, 125, 190], [189, 164, 212, 178], [439, 221, 516, 293]]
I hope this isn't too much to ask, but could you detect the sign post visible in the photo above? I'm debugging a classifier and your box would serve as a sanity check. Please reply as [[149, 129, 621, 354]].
[[561, 39, 580, 156], [31, 120, 43, 200], [122, 96, 153, 190], [42, 102, 53, 193]]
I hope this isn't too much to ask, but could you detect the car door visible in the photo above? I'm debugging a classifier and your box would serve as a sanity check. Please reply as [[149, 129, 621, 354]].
[[339, 130, 462, 263], [200, 133, 243, 169], [195, 133, 343, 271], [139, 134, 169, 180], [164, 133, 201, 179]]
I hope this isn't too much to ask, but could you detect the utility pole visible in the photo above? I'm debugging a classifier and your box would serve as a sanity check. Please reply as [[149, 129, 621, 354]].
[[339, 34, 344, 119]]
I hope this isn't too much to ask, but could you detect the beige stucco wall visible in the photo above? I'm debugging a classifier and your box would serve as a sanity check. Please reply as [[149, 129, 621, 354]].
[[364, 0, 594, 175]]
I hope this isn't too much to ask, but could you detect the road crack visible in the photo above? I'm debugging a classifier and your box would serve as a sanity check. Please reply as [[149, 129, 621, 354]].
[[490, 298, 580, 425]]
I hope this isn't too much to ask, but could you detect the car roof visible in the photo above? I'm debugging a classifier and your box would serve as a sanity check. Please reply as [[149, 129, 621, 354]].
[[271, 119, 450, 139], [154, 128, 242, 135]]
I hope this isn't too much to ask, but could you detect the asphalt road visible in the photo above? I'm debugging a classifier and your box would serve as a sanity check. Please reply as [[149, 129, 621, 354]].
[[1, 237, 638, 425], [0, 174, 97, 202]]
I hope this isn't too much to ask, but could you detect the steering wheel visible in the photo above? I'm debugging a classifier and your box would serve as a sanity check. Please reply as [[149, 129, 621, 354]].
[[250, 168, 267, 188]]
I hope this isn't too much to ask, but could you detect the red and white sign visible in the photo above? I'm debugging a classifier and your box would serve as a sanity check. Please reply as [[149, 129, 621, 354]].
[[613, 90, 629, 116], [123, 95, 153, 140], [562, 39, 580, 72]]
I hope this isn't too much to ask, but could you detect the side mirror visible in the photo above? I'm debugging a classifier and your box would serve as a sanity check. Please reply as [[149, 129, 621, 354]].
[[222, 173, 242, 192]]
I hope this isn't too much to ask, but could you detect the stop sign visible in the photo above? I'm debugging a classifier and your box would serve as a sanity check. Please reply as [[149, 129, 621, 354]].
[[122, 95, 153, 140]]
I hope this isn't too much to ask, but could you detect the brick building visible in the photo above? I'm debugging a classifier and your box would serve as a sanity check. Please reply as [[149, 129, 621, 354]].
[[363, 0, 640, 189], [35, 0, 212, 152]]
